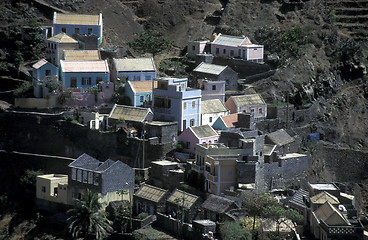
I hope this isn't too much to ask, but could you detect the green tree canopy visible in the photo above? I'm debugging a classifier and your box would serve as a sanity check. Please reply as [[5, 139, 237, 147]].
[[128, 30, 172, 57], [67, 189, 113, 240], [262, 205, 303, 235], [220, 221, 251, 240]]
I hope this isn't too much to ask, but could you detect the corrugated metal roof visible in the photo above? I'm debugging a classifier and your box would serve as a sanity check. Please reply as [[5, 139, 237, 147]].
[[231, 93, 266, 106], [289, 188, 309, 208], [128, 80, 157, 93], [212, 33, 251, 47], [47, 32, 78, 43], [64, 50, 100, 61], [190, 125, 218, 139], [310, 191, 340, 205], [193, 62, 227, 75], [134, 184, 168, 203], [32, 59, 48, 69], [167, 189, 199, 209], [201, 194, 237, 213], [55, 13, 100, 25], [109, 104, 152, 122], [314, 202, 350, 226], [60, 60, 109, 73], [114, 58, 156, 72], [201, 99, 227, 114]]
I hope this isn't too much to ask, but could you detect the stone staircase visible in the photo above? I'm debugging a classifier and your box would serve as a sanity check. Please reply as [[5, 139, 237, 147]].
[[324, 0, 368, 40]]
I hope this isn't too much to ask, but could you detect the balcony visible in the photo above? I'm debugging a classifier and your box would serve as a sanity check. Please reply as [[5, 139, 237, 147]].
[[206, 172, 218, 182]]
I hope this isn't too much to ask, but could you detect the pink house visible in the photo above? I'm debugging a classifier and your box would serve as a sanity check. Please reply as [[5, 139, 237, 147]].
[[210, 33, 264, 63], [178, 125, 219, 154], [225, 94, 267, 120]]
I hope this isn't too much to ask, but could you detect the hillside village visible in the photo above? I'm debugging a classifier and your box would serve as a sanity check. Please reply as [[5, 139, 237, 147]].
[[0, 0, 368, 240]]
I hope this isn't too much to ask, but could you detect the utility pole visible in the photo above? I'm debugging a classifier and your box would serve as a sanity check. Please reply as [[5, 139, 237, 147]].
[[142, 121, 146, 169]]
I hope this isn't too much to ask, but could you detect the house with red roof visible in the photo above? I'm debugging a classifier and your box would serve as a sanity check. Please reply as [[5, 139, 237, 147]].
[[212, 113, 238, 130]]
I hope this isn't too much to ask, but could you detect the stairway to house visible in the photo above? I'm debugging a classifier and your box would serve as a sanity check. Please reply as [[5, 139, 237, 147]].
[[324, 0, 368, 41]]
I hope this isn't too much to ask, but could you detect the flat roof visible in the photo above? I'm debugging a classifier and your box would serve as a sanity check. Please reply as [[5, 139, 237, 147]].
[[309, 183, 339, 191], [278, 153, 307, 159], [152, 160, 178, 166]]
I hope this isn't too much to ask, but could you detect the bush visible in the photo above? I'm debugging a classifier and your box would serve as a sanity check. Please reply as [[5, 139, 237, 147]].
[[136, 212, 148, 220], [220, 221, 251, 240], [13, 81, 33, 98]]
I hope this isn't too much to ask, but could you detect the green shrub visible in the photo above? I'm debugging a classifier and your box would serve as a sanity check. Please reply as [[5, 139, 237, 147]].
[[13, 81, 33, 98], [136, 212, 148, 220]]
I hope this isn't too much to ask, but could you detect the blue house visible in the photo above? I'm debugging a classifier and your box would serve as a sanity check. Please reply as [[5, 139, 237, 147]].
[[112, 58, 157, 82], [31, 59, 58, 98], [125, 80, 157, 107], [52, 12, 103, 46], [152, 77, 201, 132], [60, 60, 110, 89]]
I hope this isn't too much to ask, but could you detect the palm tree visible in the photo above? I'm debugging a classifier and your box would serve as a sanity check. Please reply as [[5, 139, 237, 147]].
[[67, 189, 113, 240]]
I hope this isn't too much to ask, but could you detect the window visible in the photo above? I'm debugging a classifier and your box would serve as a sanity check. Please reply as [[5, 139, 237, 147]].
[[216, 48, 219, 54], [93, 174, 99, 186], [82, 170, 88, 183], [133, 76, 141, 81], [96, 77, 103, 83], [54, 187, 58, 196], [45, 69, 51, 76], [140, 95, 144, 102], [183, 102, 187, 110], [212, 85, 216, 91], [70, 77, 77, 88], [230, 50, 234, 56], [190, 118, 195, 126], [183, 120, 186, 129], [82, 77, 92, 85], [238, 49, 241, 56], [209, 117, 213, 122], [88, 172, 93, 184], [61, 27, 66, 33], [192, 101, 196, 108], [145, 75, 151, 80], [250, 108, 255, 115], [77, 169, 82, 182], [41, 186, 46, 193], [72, 168, 77, 180], [75, 28, 80, 34], [88, 28, 92, 34], [259, 108, 263, 114], [78, 192, 82, 200], [192, 45, 195, 51], [223, 49, 226, 54]]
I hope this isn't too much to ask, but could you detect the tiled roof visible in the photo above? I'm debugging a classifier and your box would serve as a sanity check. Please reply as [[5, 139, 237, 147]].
[[221, 113, 238, 128], [63, 50, 100, 61], [167, 189, 199, 209], [266, 129, 294, 146], [109, 104, 152, 122], [314, 202, 350, 226], [60, 60, 109, 73], [193, 62, 227, 75], [134, 184, 168, 203], [54, 13, 100, 25], [113, 58, 156, 72], [212, 33, 251, 47], [32, 59, 48, 69], [310, 191, 340, 205], [47, 32, 78, 43], [201, 194, 238, 214], [190, 125, 218, 139], [263, 144, 277, 156], [289, 188, 309, 208], [128, 80, 157, 93], [201, 99, 228, 114], [231, 93, 266, 107], [69, 153, 101, 170]]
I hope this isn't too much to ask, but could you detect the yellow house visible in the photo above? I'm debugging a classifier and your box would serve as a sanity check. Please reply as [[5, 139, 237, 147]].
[[36, 174, 69, 205], [204, 155, 238, 195]]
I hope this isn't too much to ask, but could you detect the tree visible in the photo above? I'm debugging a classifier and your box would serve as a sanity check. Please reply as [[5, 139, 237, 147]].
[[220, 221, 251, 240], [67, 189, 113, 240], [112, 201, 131, 233], [128, 31, 172, 57], [241, 192, 278, 232], [262, 205, 303, 236]]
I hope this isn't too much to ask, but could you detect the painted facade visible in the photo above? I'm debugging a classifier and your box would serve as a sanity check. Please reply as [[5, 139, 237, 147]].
[[199, 79, 225, 103], [60, 60, 110, 89], [177, 125, 219, 154], [113, 58, 157, 82], [210, 33, 264, 63], [52, 12, 103, 46], [201, 99, 228, 126], [153, 78, 201, 132], [187, 40, 209, 59], [125, 80, 157, 107], [36, 174, 69, 205], [225, 94, 267, 120], [31, 59, 58, 98], [46, 33, 79, 66]]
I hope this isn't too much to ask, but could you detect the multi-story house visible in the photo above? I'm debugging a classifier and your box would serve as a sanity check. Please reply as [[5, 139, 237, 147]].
[[187, 40, 209, 59], [152, 77, 201, 132], [210, 33, 264, 63], [31, 59, 58, 98], [112, 57, 157, 82], [178, 125, 219, 154], [52, 12, 103, 46], [59, 60, 110, 89], [199, 79, 225, 103], [125, 80, 157, 107], [201, 99, 228, 126], [225, 93, 267, 120], [193, 62, 238, 91], [46, 32, 79, 66]]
